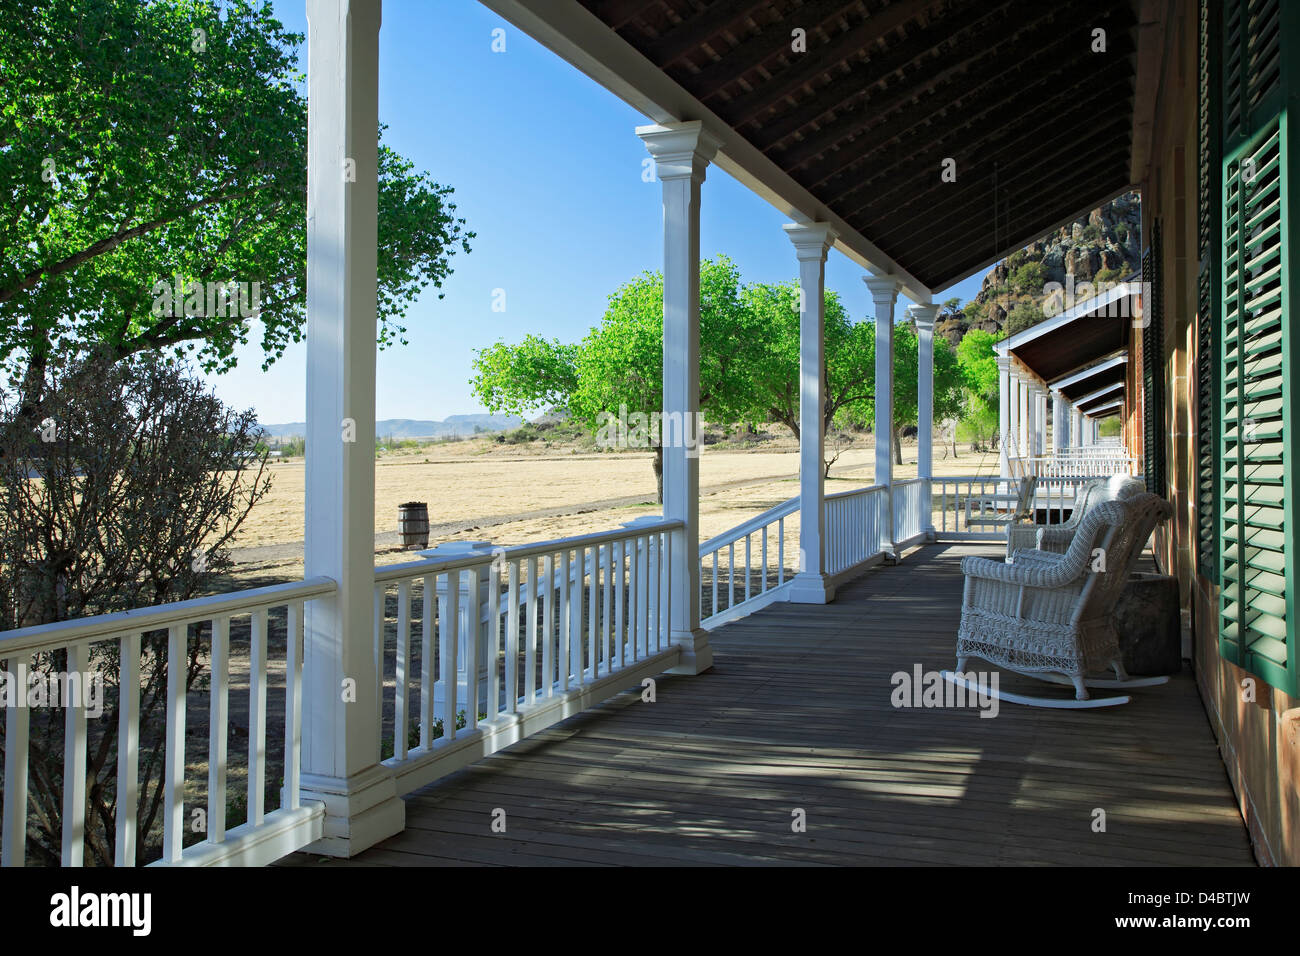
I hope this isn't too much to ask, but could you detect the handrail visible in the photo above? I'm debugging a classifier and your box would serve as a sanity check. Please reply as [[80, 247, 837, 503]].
[[825, 482, 886, 501], [0, 576, 337, 655], [376, 518, 683, 583], [698, 496, 797, 555]]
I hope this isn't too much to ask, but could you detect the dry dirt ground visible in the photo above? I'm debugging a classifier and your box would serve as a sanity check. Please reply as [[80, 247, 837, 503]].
[[224, 433, 1000, 588]]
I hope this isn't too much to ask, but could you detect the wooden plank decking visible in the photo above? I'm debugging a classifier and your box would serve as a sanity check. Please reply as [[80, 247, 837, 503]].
[[288, 543, 1254, 867]]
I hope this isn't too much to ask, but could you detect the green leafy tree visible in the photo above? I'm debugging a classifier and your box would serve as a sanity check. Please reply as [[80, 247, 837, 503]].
[[955, 329, 1001, 451], [471, 258, 751, 501], [0, 0, 472, 408], [841, 325, 964, 464], [735, 280, 874, 444]]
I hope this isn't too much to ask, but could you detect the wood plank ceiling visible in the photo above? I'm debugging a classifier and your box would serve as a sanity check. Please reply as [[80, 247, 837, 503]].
[[580, 0, 1139, 290]]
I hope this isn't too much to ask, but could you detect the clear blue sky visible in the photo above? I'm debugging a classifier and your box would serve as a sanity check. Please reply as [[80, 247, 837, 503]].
[[203, 0, 985, 424]]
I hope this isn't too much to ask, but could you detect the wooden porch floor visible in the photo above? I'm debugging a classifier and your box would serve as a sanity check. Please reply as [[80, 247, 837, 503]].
[[289, 543, 1254, 867]]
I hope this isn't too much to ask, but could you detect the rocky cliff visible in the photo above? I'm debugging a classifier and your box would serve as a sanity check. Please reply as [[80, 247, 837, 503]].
[[934, 191, 1142, 346]]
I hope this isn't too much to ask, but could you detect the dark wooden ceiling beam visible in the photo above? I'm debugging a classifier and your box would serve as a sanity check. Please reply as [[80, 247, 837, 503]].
[[819, 65, 1134, 211], [811, 52, 1106, 207], [882, 140, 1131, 269], [875, 123, 1131, 253], [681, 0, 864, 93], [645, 0, 776, 66], [835, 75, 1135, 220], [587, 0, 663, 31], [874, 144, 1130, 264], [903, 168, 1129, 287], [730, 0, 1012, 134], [779, 5, 1106, 176]]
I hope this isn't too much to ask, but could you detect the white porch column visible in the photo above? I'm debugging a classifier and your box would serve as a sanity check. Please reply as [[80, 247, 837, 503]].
[[1070, 404, 1083, 447], [300, 0, 404, 856], [866, 276, 901, 557], [1034, 386, 1047, 457], [1052, 389, 1068, 453], [909, 302, 939, 537], [997, 353, 1011, 477], [785, 222, 838, 604], [638, 120, 718, 672], [1003, 369, 1013, 460], [1017, 372, 1030, 458]]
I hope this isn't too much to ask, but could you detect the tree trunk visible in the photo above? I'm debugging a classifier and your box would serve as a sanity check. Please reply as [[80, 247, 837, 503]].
[[653, 443, 664, 505], [893, 425, 903, 466]]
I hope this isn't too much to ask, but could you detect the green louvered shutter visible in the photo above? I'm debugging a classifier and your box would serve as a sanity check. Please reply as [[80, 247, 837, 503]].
[[1218, 0, 1296, 696], [1197, 0, 1220, 580], [1142, 223, 1166, 496]]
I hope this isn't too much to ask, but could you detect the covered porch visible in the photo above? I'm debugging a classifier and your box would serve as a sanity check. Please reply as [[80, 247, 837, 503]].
[[289, 542, 1252, 867], [0, 0, 1230, 869]]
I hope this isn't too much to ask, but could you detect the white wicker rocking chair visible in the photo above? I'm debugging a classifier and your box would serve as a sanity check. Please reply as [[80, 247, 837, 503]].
[[1004, 474, 1144, 558], [946, 492, 1174, 708]]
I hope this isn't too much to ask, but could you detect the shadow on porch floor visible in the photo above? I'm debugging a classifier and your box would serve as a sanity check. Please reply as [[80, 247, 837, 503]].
[[284, 542, 1254, 866]]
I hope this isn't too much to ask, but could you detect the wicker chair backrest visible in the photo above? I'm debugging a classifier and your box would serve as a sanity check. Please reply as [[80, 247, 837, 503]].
[[1072, 493, 1173, 622]]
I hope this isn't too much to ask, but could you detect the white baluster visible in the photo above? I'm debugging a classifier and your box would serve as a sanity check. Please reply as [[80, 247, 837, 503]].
[[395, 580, 410, 760], [118, 633, 142, 865], [505, 561, 519, 713], [422, 574, 436, 745], [162, 623, 187, 864], [206, 620, 227, 847], [285, 602, 304, 811], [2, 652, 30, 867], [249, 607, 268, 825], [542, 553, 554, 697], [61, 642, 88, 866], [442, 573, 459, 739]]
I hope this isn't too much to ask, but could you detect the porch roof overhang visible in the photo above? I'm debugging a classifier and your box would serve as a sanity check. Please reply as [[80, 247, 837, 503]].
[[995, 282, 1137, 392], [481, 0, 1141, 297], [1086, 398, 1124, 417], [1075, 380, 1125, 412]]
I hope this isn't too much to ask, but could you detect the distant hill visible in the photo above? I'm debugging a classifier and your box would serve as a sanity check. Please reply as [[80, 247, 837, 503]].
[[258, 414, 522, 440]]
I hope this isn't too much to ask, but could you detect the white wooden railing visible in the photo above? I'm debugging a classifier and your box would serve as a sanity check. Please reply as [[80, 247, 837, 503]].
[[931, 476, 1095, 539], [824, 483, 887, 575], [1019, 453, 1139, 477], [892, 477, 928, 545], [699, 480, 931, 627], [374, 519, 680, 798], [0, 577, 335, 868], [698, 496, 798, 628]]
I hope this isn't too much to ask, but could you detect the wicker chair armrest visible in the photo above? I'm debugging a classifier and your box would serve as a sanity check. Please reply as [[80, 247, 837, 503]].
[[1035, 525, 1074, 553], [1007, 548, 1064, 569], [960, 553, 1082, 589], [1005, 523, 1042, 557]]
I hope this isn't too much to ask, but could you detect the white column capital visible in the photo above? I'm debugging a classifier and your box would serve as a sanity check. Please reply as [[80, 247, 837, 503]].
[[783, 222, 837, 261], [864, 274, 902, 308], [996, 352, 1011, 371], [637, 120, 720, 183], [907, 302, 940, 330]]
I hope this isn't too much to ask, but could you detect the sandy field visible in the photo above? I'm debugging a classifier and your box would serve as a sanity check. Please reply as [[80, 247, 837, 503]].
[[225, 434, 1000, 587]]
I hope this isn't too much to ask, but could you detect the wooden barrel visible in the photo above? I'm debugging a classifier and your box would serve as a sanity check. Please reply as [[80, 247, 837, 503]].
[[398, 501, 429, 550]]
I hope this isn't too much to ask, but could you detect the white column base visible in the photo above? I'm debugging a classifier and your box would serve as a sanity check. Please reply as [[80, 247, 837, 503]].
[[666, 627, 714, 674], [788, 571, 836, 604], [299, 763, 405, 858]]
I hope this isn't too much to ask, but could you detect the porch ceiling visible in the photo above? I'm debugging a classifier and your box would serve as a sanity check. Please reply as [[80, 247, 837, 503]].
[[567, 0, 1140, 291], [1054, 355, 1128, 402]]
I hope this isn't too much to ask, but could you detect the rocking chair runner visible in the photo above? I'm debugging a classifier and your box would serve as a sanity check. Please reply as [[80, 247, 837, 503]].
[[953, 492, 1174, 705]]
